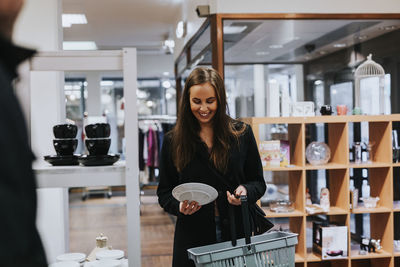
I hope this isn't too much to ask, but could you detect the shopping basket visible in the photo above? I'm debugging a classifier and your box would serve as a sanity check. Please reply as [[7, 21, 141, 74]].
[[187, 196, 298, 267]]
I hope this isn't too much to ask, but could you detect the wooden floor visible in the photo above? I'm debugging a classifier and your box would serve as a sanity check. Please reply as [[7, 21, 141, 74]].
[[69, 193, 174, 266]]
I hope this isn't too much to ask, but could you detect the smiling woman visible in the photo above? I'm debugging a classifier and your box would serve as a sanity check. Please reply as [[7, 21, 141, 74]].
[[157, 67, 266, 266]]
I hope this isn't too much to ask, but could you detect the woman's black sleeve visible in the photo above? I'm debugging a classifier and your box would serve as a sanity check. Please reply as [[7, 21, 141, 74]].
[[241, 125, 267, 204], [156, 135, 180, 216]]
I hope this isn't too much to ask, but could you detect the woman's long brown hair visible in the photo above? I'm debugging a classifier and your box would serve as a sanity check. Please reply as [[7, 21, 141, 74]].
[[171, 67, 245, 173]]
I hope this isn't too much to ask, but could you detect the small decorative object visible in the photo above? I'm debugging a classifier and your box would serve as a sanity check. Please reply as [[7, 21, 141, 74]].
[[353, 142, 362, 164], [306, 142, 331, 165], [360, 237, 382, 253], [291, 101, 315, 117], [320, 105, 333, 115], [87, 233, 109, 261], [279, 140, 290, 167], [366, 141, 375, 162], [354, 54, 386, 115], [306, 188, 312, 206], [359, 196, 379, 208], [269, 200, 294, 213], [320, 188, 330, 212], [336, 105, 348, 115], [352, 107, 362, 115]]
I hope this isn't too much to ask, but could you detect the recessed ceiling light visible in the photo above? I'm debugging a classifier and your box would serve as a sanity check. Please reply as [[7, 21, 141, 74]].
[[385, 25, 396, 30], [62, 14, 87, 28], [269, 44, 283, 49], [63, 41, 97, 50], [333, 43, 346, 48], [176, 21, 186, 39], [256, 51, 269, 56], [223, 25, 247, 34], [162, 80, 171, 88], [357, 35, 368, 40], [314, 80, 323, 85]]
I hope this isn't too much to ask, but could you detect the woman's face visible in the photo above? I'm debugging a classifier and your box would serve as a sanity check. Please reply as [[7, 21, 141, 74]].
[[189, 82, 218, 127]]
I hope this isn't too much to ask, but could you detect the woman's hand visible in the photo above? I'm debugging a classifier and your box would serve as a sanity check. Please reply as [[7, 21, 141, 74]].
[[226, 185, 247, 206], [179, 200, 201, 215]]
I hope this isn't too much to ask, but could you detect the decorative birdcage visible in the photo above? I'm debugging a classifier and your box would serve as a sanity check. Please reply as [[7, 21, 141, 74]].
[[354, 54, 386, 114]]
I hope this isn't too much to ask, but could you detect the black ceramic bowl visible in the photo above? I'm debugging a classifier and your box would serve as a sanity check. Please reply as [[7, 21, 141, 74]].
[[53, 124, 78, 139], [85, 138, 111, 155], [85, 123, 111, 138], [53, 138, 78, 156]]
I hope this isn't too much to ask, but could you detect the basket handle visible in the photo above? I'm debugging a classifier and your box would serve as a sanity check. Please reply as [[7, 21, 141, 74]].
[[240, 195, 251, 246]]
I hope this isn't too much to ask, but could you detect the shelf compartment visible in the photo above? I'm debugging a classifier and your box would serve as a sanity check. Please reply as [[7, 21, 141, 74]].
[[369, 121, 392, 163], [369, 167, 393, 209], [34, 160, 126, 188], [295, 253, 305, 263], [351, 258, 393, 267]]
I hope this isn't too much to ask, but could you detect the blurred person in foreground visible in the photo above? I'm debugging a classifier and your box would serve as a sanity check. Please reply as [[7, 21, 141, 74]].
[[0, 0, 47, 266]]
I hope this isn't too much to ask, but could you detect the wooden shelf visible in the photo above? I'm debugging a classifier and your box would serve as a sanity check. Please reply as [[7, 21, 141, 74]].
[[263, 208, 304, 218], [351, 206, 392, 214], [306, 252, 322, 262], [241, 114, 398, 266], [295, 253, 304, 263], [350, 249, 392, 259], [349, 162, 391, 168], [305, 163, 347, 170], [263, 165, 303, 171], [305, 206, 348, 216], [394, 252, 400, 257]]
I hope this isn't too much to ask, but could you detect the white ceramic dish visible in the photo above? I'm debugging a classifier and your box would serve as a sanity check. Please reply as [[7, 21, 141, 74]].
[[56, 253, 86, 263], [96, 250, 124, 260], [84, 259, 128, 267], [172, 182, 218, 206], [360, 196, 380, 208]]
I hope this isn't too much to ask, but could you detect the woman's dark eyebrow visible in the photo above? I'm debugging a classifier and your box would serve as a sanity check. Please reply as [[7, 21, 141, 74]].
[[206, 97, 216, 100]]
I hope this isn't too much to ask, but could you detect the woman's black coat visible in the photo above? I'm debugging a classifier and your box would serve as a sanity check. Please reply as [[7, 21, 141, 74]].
[[157, 123, 266, 267]]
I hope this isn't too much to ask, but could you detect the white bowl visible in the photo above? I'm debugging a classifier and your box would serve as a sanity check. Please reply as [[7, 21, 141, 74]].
[[96, 250, 124, 260], [360, 197, 380, 208]]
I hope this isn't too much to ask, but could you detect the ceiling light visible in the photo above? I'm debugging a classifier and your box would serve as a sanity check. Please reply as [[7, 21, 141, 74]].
[[314, 80, 323, 85], [380, 25, 397, 31], [333, 43, 346, 48], [163, 72, 170, 76], [269, 44, 283, 49], [357, 35, 368, 40], [223, 25, 247, 34], [146, 100, 154, 107], [176, 21, 186, 39], [163, 39, 175, 49], [256, 51, 269, 56], [100, 81, 114, 86], [62, 14, 87, 28], [63, 41, 97, 50]]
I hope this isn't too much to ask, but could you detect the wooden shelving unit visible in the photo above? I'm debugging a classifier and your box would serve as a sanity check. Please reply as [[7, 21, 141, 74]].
[[241, 114, 400, 267]]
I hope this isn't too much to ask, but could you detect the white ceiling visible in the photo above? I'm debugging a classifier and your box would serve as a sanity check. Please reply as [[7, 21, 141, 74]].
[[62, 0, 182, 53]]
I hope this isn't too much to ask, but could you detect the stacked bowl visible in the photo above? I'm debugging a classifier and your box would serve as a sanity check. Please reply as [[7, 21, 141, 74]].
[[44, 124, 79, 166], [78, 123, 119, 166]]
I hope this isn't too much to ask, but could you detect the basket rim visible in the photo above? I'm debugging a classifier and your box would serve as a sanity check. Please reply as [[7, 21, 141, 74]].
[[187, 231, 298, 256]]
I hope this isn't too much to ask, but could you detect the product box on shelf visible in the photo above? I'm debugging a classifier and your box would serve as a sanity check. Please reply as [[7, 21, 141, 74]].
[[259, 140, 280, 167], [313, 221, 348, 260], [279, 140, 290, 167]]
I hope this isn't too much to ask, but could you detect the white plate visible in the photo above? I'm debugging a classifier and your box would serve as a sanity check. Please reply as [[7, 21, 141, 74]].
[[50, 261, 80, 267], [84, 259, 128, 267], [172, 182, 218, 206], [96, 250, 124, 260], [84, 259, 121, 267], [56, 253, 86, 263]]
